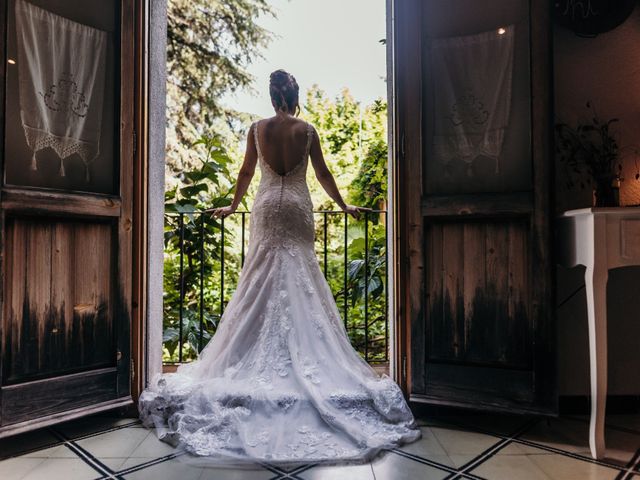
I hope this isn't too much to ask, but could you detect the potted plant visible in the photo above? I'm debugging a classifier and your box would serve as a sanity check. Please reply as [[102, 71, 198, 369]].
[[555, 102, 625, 207]]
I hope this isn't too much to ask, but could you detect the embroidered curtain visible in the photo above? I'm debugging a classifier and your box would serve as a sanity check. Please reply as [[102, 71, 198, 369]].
[[430, 26, 515, 175], [15, 0, 107, 181]]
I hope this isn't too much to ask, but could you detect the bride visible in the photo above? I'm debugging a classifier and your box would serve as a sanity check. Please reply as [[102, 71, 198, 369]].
[[139, 69, 421, 464]]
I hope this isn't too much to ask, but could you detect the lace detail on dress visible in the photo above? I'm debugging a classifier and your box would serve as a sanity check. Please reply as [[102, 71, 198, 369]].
[[138, 119, 420, 465]]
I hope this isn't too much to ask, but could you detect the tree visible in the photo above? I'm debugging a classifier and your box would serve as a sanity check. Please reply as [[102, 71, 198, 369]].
[[166, 0, 274, 174], [303, 86, 387, 211]]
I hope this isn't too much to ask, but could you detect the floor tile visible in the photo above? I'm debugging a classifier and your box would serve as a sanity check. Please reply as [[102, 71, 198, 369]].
[[397, 426, 450, 460], [197, 466, 275, 480], [55, 414, 140, 440], [22, 444, 78, 458], [0, 428, 60, 459], [604, 428, 640, 467], [429, 425, 501, 467], [521, 418, 593, 455], [3, 413, 637, 479], [118, 456, 205, 480], [472, 449, 552, 480], [531, 453, 622, 480], [497, 442, 555, 456], [118, 455, 275, 479], [267, 462, 308, 473], [371, 450, 449, 480], [521, 417, 640, 467], [0, 456, 46, 480], [127, 429, 179, 458], [21, 457, 101, 480], [297, 462, 374, 480], [75, 425, 151, 470], [501, 443, 622, 480]]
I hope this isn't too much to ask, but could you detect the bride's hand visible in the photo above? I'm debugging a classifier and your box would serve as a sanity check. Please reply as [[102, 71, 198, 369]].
[[343, 204, 372, 220], [207, 205, 236, 219]]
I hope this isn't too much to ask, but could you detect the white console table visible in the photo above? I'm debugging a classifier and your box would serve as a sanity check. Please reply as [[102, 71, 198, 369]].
[[556, 207, 640, 459]]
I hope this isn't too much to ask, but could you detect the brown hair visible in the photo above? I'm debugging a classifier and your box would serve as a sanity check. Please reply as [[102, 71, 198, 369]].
[[269, 69, 300, 116]]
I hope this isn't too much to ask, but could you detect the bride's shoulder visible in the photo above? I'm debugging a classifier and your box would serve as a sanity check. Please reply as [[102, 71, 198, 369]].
[[289, 118, 313, 130], [294, 119, 316, 136]]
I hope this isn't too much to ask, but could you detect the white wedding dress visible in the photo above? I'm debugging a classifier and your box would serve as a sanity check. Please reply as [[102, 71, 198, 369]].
[[138, 121, 420, 464]]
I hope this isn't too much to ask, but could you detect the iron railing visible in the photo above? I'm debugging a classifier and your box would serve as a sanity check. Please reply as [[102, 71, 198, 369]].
[[163, 210, 388, 364]]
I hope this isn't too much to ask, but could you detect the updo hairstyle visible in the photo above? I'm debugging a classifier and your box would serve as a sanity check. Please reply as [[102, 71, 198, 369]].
[[269, 69, 300, 115]]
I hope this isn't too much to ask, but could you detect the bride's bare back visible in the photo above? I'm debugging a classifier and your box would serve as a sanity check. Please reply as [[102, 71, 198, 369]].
[[256, 117, 310, 176]]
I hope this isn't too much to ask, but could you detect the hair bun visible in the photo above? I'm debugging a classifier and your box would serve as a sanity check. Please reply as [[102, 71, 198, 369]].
[[269, 69, 300, 115], [269, 69, 293, 88]]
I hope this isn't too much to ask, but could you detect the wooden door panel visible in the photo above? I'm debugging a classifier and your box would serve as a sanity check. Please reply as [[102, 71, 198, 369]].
[[3, 218, 114, 384], [425, 221, 531, 368], [3, 219, 51, 381], [2, 367, 117, 425], [426, 364, 534, 409], [52, 221, 114, 371]]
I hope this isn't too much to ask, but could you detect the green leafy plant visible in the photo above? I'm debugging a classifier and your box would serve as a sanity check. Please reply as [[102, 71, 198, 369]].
[[555, 102, 621, 192], [163, 132, 241, 362]]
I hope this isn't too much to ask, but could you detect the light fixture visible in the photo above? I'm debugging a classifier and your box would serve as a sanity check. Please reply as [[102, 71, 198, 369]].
[[7, 58, 15, 64], [498, 27, 506, 35]]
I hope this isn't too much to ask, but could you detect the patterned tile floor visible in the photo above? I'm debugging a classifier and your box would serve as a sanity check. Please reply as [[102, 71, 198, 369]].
[[0, 411, 639, 479]]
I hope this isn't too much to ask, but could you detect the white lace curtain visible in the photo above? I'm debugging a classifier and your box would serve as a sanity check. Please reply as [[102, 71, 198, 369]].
[[15, 0, 107, 181], [430, 25, 515, 175]]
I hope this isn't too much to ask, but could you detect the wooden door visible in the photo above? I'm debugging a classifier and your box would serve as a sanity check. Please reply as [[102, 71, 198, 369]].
[[0, 0, 136, 435], [392, 0, 556, 413]]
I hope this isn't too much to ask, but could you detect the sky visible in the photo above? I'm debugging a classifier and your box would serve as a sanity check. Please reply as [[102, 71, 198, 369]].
[[221, 0, 387, 118]]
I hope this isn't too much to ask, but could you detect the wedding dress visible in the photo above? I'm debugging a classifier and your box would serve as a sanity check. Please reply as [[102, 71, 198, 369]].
[[138, 120, 420, 464]]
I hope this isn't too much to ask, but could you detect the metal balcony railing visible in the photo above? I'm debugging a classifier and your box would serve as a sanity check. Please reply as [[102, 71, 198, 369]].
[[163, 210, 388, 365]]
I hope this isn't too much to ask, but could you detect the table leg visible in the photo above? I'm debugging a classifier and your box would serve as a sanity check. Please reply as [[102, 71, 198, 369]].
[[584, 264, 608, 459]]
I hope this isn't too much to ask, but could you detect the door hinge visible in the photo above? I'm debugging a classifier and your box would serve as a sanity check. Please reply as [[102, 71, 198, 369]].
[[133, 130, 137, 156], [131, 358, 135, 381], [402, 355, 407, 381], [400, 132, 405, 158]]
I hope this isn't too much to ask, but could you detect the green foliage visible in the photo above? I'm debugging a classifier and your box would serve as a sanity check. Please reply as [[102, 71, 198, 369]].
[[163, 133, 242, 362], [166, 0, 274, 175], [303, 87, 387, 209], [303, 89, 390, 362], [349, 139, 387, 210]]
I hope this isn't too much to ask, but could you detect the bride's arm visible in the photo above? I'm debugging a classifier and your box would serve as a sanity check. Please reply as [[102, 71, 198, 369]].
[[309, 127, 368, 220], [209, 124, 258, 218]]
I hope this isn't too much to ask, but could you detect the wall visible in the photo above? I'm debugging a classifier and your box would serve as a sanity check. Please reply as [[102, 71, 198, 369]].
[[554, 7, 640, 395], [145, 0, 168, 386]]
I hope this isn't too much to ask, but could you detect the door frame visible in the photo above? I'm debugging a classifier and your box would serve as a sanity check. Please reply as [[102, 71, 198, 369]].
[[389, 0, 556, 411], [388, 0, 424, 396], [131, 0, 149, 404]]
